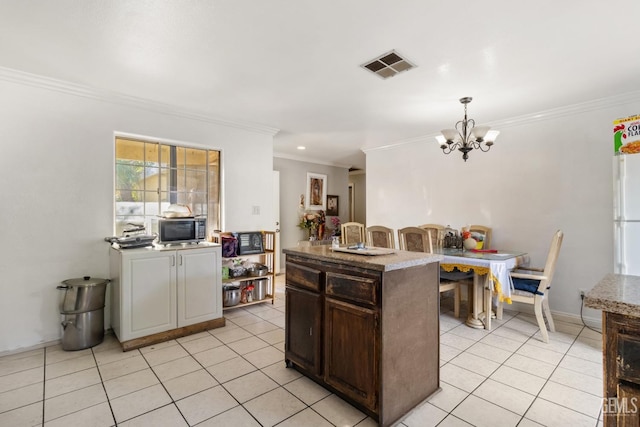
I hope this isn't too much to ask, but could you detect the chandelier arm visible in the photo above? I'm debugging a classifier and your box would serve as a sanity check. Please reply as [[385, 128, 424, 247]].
[[476, 143, 492, 152]]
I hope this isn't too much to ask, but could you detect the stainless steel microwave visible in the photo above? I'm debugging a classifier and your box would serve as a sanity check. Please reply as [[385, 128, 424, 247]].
[[157, 217, 206, 245]]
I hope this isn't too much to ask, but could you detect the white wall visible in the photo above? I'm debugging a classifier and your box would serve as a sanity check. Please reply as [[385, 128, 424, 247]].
[[0, 75, 275, 354], [273, 157, 349, 267], [365, 95, 640, 323]]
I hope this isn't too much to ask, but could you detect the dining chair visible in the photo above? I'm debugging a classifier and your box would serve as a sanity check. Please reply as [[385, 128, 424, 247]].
[[341, 222, 365, 245], [366, 225, 395, 249], [419, 224, 445, 249], [398, 227, 462, 317], [451, 225, 492, 309], [503, 229, 564, 343], [420, 223, 473, 317], [469, 225, 492, 249], [398, 227, 432, 253]]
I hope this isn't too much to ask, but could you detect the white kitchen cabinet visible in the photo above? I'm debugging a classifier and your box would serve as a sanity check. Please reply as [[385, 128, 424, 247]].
[[177, 248, 222, 326], [110, 244, 222, 349]]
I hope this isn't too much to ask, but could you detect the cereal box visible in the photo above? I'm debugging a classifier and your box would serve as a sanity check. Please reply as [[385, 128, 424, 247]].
[[613, 114, 640, 155]]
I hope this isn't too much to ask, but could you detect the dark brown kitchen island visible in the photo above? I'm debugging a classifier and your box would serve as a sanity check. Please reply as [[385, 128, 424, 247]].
[[585, 274, 640, 427], [283, 245, 443, 426]]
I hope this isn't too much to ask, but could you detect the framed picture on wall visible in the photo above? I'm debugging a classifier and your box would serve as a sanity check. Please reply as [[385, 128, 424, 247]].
[[306, 172, 327, 210], [326, 195, 339, 216]]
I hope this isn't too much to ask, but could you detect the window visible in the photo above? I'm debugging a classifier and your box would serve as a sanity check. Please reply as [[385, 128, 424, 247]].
[[114, 136, 220, 236]]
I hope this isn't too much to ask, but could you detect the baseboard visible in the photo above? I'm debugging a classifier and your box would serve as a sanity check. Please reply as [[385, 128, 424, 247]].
[[0, 339, 60, 358], [0, 329, 116, 358]]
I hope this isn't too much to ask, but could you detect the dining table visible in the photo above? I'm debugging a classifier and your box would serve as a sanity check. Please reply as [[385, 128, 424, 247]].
[[435, 247, 530, 330]]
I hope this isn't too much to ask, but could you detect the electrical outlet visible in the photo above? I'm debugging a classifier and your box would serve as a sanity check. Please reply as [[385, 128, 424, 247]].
[[579, 289, 586, 299]]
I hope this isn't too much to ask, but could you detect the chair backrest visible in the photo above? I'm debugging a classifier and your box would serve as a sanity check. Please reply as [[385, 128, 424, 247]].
[[469, 225, 492, 249], [419, 224, 445, 249], [366, 225, 396, 249], [398, 227, 433, 253], [341, 222, 365, 245], [536, 230, 564, 294]]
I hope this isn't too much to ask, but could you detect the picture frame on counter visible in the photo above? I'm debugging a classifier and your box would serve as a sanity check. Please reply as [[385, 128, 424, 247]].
[[306, 172, 327, 210], [326, 195, 339, 216]]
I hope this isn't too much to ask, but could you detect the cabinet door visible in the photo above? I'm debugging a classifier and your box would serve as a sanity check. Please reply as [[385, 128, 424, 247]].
[[324, 297, 378, 412], [122, 251, 177, 340], [285, 286, 322, 375], [617, 383, 640, 427], [177, 247, 222, 327]]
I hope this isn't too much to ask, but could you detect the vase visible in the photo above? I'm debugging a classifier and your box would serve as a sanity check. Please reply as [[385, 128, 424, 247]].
[[308, 227, 318, 241]]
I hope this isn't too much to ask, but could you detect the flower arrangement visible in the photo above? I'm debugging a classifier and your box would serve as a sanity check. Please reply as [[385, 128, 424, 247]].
[[331, 216, 341, 236], [298, 210, 325, 239]]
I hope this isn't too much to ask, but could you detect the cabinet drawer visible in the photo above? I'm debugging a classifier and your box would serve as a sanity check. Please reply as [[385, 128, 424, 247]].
[[617, 334, 640, 384], [286, 262, 322, 292], [326, 271, 378, 306]]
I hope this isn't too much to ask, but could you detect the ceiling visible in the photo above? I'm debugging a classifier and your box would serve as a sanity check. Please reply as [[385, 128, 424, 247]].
[[1, 0, 639, 169]]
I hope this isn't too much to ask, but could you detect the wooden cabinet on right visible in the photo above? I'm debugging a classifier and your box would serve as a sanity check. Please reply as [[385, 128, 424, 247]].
[[604, 312, 640, 426]]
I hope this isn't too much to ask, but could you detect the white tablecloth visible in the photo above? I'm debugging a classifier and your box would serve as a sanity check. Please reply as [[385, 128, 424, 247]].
[[440, 253, 530, 303]]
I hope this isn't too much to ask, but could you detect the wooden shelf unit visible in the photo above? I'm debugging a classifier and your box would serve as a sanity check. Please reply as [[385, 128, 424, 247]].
[[212, 230, 276, 310]]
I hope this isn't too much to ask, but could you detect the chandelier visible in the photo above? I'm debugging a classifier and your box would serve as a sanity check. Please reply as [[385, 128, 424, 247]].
[[436, 97, 499, 162]]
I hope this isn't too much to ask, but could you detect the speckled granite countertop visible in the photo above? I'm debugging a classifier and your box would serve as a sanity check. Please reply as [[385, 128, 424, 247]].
[[283, 245, 443, 272], [585, 274, 640, 317]]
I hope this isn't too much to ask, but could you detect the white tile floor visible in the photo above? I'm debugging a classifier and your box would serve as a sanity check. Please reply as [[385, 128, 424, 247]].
[[0, 276, 605, 427]]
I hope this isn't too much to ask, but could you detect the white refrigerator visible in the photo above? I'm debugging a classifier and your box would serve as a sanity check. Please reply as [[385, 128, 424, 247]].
[[614, 154, 640, 275]]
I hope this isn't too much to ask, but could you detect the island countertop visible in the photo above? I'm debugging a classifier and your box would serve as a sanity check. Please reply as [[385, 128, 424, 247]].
[[282, 245, 443, 272], [584, 273, 640, 317]]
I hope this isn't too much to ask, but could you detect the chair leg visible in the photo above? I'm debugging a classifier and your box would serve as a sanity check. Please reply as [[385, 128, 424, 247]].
[[496, 298, 503, 320], [542, 296, 555, 332], [484, 285, 492, 330], [453, 284, 460, 318], [534, 297, 549, 343]]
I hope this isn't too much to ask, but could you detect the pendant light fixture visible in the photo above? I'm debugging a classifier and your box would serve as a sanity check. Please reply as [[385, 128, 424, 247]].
[[436, 97, 499, 162]]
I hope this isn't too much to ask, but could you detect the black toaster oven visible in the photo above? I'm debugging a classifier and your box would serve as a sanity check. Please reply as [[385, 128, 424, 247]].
[[233, 231, 264, 255]]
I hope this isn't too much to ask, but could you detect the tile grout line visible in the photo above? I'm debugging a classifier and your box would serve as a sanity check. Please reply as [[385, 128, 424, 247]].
[[41, 348, 46, 427], [436, 312, 600, 425], [437, 320, 537, 426], [90, 346, 118, 426], [521, 324, 604, 424]]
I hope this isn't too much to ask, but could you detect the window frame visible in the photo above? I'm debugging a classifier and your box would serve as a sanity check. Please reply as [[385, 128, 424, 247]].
[[114, 135, 221, 237]]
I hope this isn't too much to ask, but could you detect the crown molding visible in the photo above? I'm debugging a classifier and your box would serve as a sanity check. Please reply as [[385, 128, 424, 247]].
[[363, 90, 640, 154], [273, 151, 352, 169], [0, 66, 280, 136]]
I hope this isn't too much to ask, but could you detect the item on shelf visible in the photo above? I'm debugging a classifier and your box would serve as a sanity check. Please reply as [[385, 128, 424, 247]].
[[252, 278, 267, 301], [223, 285, 241, 307], [245, 283, 255, 303], [233, 231, 264, 255], [240, 286, 249, 304], [247, 263, 268, 277], [221, 235, 238, 257], [223, 258, 247, 278]]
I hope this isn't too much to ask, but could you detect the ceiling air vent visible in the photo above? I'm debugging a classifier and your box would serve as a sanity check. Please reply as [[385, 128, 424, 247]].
[[361, 50, 416, 79]]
